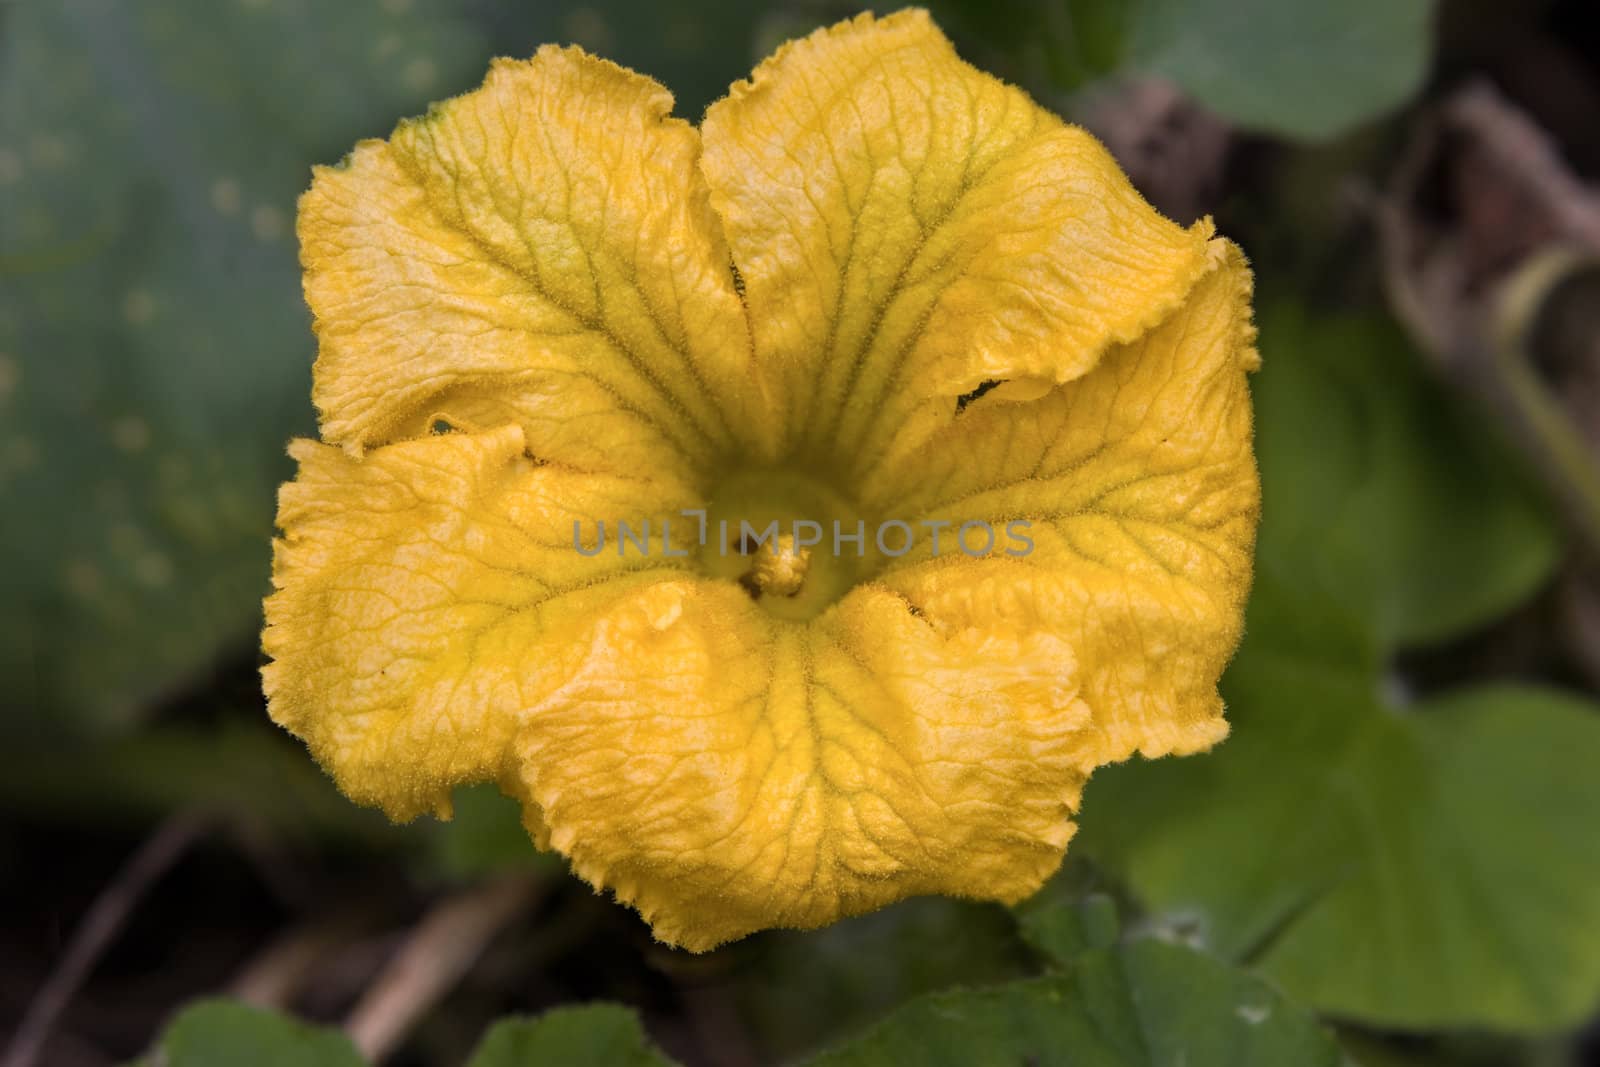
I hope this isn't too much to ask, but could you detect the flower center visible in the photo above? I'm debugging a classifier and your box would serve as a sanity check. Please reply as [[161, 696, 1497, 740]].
[[746, 534, 812, 597], [698, 467, 870, 622]]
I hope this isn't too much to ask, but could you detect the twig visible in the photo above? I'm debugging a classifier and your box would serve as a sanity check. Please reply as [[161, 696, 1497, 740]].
[[1379, 79, 1600, 362], [3, 812, 211, 1067], [344, 874, 543, 1063], [1490, 251, 1600, 549], [228, 920, 359, 1010], [1378, 80, 1600, 553], [1447, 84, 1600, 247], [680, 983, 760, 1067]]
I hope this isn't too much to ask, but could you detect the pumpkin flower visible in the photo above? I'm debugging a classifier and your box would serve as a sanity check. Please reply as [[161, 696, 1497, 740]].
[[263, 8, 1260, 951]]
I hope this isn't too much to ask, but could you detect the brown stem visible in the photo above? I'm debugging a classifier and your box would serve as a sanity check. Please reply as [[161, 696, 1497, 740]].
[[343, 874, 543, 1063], [2, 813, 211, 1067]]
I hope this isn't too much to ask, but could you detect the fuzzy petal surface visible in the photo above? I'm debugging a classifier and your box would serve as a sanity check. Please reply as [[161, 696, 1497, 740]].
[[298, 46, 768, 474]]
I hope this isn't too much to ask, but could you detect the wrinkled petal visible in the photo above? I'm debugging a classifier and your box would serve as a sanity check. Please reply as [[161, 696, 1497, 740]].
[[299, 46, 768, 474], [265, 431, 1096, 951], [875, 241, 1260, 766], [492, 578, 1093, 951], [699, 9, 1213, 475], [262, 425, 700, 820]]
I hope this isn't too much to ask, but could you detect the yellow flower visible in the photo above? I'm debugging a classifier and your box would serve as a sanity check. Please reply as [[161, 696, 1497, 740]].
[[263, 8, 1259, 951]]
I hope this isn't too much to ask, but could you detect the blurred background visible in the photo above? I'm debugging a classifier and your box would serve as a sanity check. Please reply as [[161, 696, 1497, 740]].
[[5, 0, 1600, 1064]]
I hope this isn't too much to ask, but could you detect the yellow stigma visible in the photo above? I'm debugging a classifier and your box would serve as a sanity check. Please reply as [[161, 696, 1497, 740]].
[[748, 533, 811, 597]]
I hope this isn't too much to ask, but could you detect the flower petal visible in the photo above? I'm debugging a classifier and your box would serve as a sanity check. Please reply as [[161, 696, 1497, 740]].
[[262, 424, 700, 820], [265, 425, 1097, 950], [299, 46, 768, 474], [699, 9, 1212, 473], [504, 582, 1093, 951], [875, 240, 1260, 769]]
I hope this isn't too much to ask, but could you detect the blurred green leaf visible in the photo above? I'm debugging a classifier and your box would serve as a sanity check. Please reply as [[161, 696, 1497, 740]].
[[737, 898, 1033, 1062], [146, 1000, 679, 1067], [1014, 889, 1120, 968], [805, 939, 1343, 1066], [0, 0, 490, 733], [1249, 310, 1558, 651], [1122, 0, 1435, 138], [427, 783, 559, 879], [466, 1004, 675, 1067], [1086, 672, 1600, 1030], [930, 0, 1133, 90], [144, 999, 364, 1067], [1078, 309, 1600, 1030], [937, 0, 1435, 139], [469, 0, 761, 119], [0, 721, 398, 843], [0, 0, 763, 735]]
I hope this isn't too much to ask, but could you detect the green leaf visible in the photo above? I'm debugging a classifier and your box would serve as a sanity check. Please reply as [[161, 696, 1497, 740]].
[[1015, 891, 1120, 969], [1086, 671, 1600, 1030], [929, 0, 1133, 91], [0, 721, 404, 845], [805, 939, 1343, 1067], [466, 1005, 676, 1067], [736, 898, 1033, 1062], [1251, 683, 1600, 1030], [1078, 309, 1600, 1030], [1123, 0, 1434, 139], [937, 0, 1435, 139], [1011, 861, 1123, 967], [427, 784, 560, 879], [0, 0, 491, 734], [1250, 309, 1558, 652], [0, 0, 773, 738], [471, 2, 761, 121], [147, 999, 365, 1067]]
